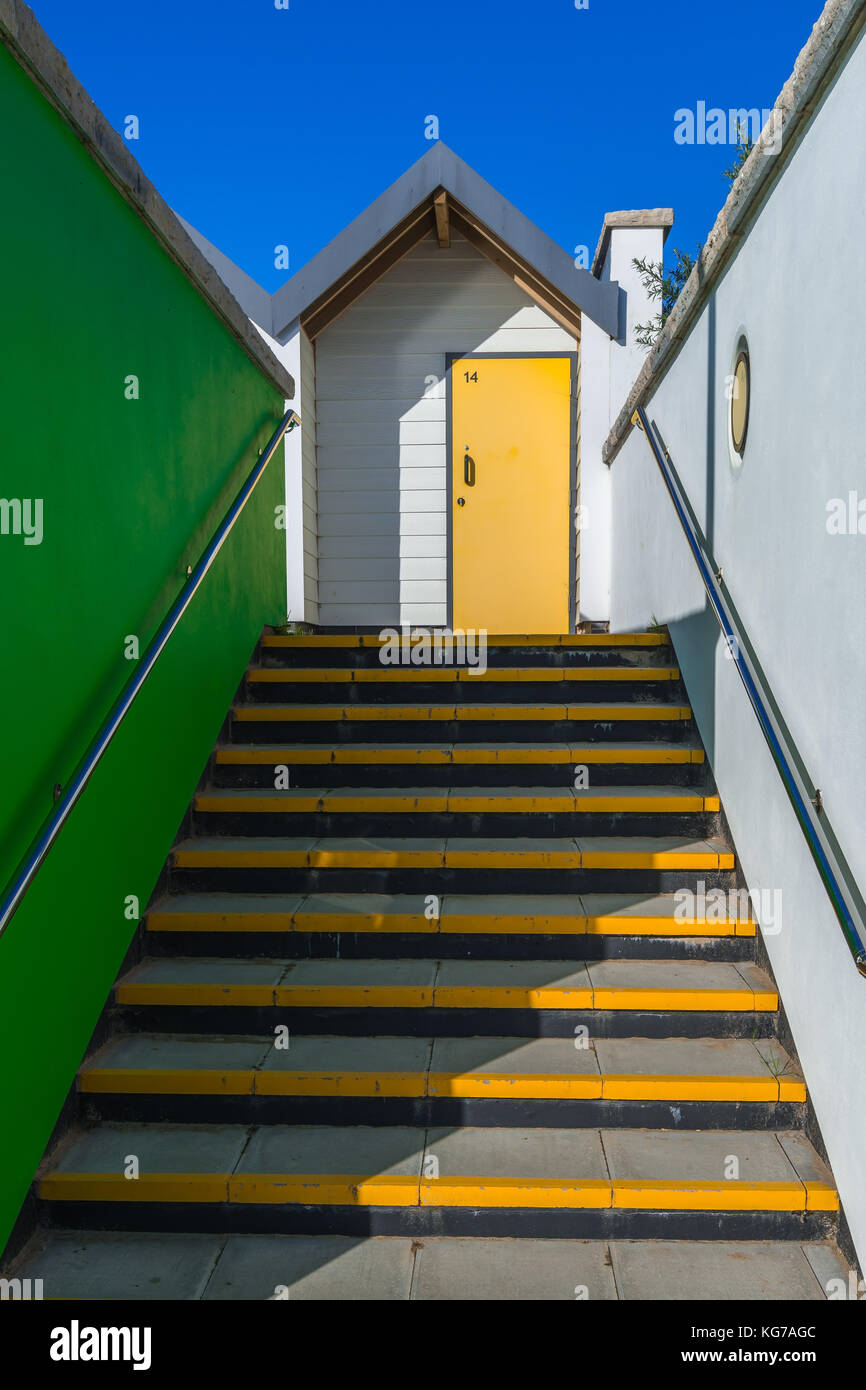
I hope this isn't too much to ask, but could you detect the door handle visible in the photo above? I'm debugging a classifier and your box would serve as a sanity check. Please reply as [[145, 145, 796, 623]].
[[463, 452, 475, 487]]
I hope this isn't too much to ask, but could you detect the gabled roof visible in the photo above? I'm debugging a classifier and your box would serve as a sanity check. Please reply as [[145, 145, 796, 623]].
[[271, 144, 621, 341]]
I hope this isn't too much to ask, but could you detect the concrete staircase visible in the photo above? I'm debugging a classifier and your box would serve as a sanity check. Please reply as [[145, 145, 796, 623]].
[[12, 631, 849, 1299]]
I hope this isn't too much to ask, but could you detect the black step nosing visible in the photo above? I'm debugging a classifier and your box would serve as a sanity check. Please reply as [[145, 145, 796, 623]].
[[142, 934, 755, 963], [82, 1095, 805, 1130], [113, 1006, 778, 1039], [40, 1202, 835, 1242]]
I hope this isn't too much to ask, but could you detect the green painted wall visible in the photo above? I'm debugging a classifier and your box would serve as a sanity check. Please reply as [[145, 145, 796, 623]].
[[0, 43, 286, 1251]]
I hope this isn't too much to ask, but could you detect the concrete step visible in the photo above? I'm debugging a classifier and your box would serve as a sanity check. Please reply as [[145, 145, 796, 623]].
[[261, 632, 672, 662], [243, 668, 684, 705], [147, 890, 754, 938], [195, 785, 720, 815], [230, 704, 695, 746], [79, 1033, 806, 1105], [191, 784, 721, 840], [8, 1230, 849, 1300], [213, 741, 708, 789], [168, 834, 737, 898], [115, 956, 776, 1011], [246, 665, 682, 685], [171, 835, 734, 871], [144, 891, 756, 963], [37, 1123, 837, 1239]]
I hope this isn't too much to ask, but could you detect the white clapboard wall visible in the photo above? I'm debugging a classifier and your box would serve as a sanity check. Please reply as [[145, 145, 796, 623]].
[[313, 230, 577, 627]]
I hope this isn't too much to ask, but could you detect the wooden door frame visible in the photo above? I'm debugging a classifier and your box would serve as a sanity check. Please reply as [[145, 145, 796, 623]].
[[445, 350, 579, 634]]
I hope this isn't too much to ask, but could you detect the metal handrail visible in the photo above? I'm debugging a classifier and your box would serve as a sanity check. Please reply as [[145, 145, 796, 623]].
[[632, 403, 866, 977], [0, 408, 301, 940]]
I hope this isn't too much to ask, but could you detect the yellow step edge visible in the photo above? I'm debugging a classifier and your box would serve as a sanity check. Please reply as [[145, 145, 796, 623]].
[[570, 747, 704, 764], [40, 1172, 829, 1212], [590, 987, 776, 1012], [263, 635, 367, 647], [455, 706, 568, 720], [228, 1175, 419, 1205], [562, 669, 678, 681], [147, 912, 301, 932], [173, 849, 311, 868], [778, 1076, 809, 1100], [585, 915, 751, 937], [214, 746, 705, 766], [231, 704, 693, 723], [77, 1067, 804, 1103], [248, 669, 460, 683], [115, 984, 279, 1007], [193, 791, 720, 816], [39, 1174, 228, 1203], [233, 706, 461, 722], [599, 1074, 799, 1102], [580, 849, 734, 869], [39, 1173, 418, 1207], [247, 667, 680, 684], [804, 1182, 840, 1211], [418, 1178, 611, 1209], [425, 1073, 602, 1099], [571, 793, 719, 812], [290, 912, 436, 934], [194, 794, 449, 813], [253, 1072, 424, 1097], [79, 1069, 254, 1095], [145, 910, 752, 938], [570, 706, 691, 721], [439, 913, 586, 935], [309, 848, 444, 868], [221, 748, 459, 765], [113, 982, 772, 1012], [609, 1180, 808, 1212], [432, 986, 594, 1009], [195, 795, 325, 814], [443, 848, 582, 868], [271, 987, 432, 1007]]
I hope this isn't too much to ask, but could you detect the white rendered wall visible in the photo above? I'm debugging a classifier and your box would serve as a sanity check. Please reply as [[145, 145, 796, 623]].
[[577, 313, 611, 622], [609, 32, 866, 1264], [314, 231, 576, 628], [242, 319, 318, 626], [602, 226, 666, 424], [578, 223, 667, 623]]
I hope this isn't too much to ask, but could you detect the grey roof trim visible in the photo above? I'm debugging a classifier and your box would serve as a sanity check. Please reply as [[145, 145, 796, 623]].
[[176, 215, 274, 331], [0, 0, 295, 399], [603, 0, 864, 466], [591, 209, 675, 278], [270, 143, 622, 340]]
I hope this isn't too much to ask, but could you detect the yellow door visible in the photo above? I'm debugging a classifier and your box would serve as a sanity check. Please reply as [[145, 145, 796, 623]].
[[451, 355, 572, 634]]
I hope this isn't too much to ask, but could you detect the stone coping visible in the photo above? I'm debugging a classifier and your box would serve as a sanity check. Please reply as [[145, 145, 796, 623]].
[[603, 0, 864, 465], [0, 0, 295, 400], [591, 209, 674, 279]]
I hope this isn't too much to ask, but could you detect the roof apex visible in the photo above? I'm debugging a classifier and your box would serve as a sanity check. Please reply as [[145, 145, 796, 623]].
[[271, 143, 621, 340]]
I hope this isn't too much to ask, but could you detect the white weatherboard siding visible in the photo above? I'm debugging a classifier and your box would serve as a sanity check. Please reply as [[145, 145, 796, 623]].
[[315, 231, 576, 627], [609, 28, 866, 1267], [299, 327, 319, 622]]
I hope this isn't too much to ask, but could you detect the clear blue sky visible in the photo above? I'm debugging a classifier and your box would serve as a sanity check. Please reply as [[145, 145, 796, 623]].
[[32, 0, 824, 291]]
